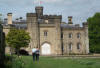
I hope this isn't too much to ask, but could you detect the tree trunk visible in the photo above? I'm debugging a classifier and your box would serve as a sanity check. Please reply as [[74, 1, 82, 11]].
[[16, 48, 20, 56]]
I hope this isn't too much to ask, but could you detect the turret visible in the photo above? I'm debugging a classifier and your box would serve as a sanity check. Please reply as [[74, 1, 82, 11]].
[[35, 6, 43, 18], [54, 15, 62, 55], [83, 22, 89, 54], [26, 13, 40, 54]]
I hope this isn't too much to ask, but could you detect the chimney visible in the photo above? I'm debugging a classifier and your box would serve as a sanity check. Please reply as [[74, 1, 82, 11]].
[[4, 18, 8, 25], [7, 13, 12, 25], [83, 22, 88, 27], [68, 16, 73, 24]]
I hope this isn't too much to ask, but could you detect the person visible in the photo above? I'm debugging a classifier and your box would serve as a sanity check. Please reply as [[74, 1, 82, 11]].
[[36, 48, 40, 61], [32, 48, 37, 61]]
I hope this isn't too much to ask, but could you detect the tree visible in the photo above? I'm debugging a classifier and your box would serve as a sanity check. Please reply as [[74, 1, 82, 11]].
[[0, 13, 2, 24], [0, 15, 6, 67], [6, 29, 30, 55], [87, 12, 100, 53]]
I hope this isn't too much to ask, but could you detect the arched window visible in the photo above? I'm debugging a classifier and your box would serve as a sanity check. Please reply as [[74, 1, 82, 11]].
[[69, 43, 72, 50], [69, 33, 72, 38], [77, 43, 80, 50], [77, 33, 81, 38]]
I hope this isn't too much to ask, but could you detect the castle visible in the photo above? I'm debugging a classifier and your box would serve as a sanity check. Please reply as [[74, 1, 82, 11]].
[[3, 6, 89, 55]]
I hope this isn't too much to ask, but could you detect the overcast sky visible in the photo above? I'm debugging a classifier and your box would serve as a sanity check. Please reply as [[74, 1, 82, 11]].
[[0, 0, 100, 25]]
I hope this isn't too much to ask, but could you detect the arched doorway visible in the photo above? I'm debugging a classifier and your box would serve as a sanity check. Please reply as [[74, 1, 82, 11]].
[[41, 43, 51, 55]]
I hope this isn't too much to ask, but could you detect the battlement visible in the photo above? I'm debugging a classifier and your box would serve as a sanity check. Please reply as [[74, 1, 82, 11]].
[[27, 13, 37, 17], [35, 6, 43, 10], [43, 15, 62, 19], [48, 15, 62, 19]]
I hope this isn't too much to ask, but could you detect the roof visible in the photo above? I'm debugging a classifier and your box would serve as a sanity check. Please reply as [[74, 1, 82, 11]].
[[61, 24, 83, 30]]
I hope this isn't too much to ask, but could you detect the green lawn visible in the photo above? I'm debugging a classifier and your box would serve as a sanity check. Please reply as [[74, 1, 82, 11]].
[[18, 56, 100, 68], [6, 55, 100, 68]]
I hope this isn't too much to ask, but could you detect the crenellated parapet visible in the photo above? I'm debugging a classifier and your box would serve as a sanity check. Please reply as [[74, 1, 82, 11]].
[[40, 15, 62, 19], [27, 13, 37, 17], [35, 6, 43, 10], [48, 15, 62, 19]]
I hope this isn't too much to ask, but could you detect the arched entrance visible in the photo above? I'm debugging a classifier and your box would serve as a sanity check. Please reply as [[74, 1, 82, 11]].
[[41, 43, 51, 55]]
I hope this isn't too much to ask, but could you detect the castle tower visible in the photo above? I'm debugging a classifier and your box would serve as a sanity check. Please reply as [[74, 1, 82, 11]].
[[83, 22, 89, 54], [35, 6, 43, 18], [54, 15, 62, 55], [7, 13, 12, 25], [27, 13, 40, 51]]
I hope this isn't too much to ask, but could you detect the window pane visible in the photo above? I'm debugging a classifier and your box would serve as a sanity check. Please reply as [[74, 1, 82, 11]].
[[44, 31, 47, 36], [69, 43, 72, 50], [77, 33, 80, 38], [69, 33, 72, 38], [77, 43, 80, 49]]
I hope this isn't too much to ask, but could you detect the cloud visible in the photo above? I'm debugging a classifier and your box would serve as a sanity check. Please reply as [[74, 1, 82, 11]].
[[0, 0, 100, 25], [42, 0, 62, 3], [33, 0, 63, 4]]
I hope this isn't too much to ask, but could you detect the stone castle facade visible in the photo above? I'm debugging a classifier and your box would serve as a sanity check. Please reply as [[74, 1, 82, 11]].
[[3, 6, 89, 55]]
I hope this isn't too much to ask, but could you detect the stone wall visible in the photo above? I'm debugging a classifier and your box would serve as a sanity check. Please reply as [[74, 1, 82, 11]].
[[40, 26, 60, 55], [26, 13, 40, 54], [62, 23, 89, 55], [63, 29, 85, 54]]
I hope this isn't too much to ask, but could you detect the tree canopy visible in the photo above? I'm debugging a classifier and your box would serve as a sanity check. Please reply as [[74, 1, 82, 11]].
[[6, 29, 30, 55], [87, 12, 100, 53]]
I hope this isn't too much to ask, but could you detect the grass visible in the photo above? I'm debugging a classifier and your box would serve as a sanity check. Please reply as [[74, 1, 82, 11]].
[[5, 55, 23, 68], [21, 56, 100, 68], [5, 55, 100, 68]]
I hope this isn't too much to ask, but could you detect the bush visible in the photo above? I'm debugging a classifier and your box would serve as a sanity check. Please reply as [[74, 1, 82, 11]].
[[5, 55, 24, 68], [5, 55, 12, 68]]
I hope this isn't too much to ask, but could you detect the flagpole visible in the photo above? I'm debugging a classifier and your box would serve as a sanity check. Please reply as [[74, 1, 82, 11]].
[[38, 0, 40, 6]]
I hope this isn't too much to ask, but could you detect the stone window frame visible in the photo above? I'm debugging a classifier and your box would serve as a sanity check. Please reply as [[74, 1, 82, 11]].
[[77, 33, 81, 39], [69, 33, 73, 38]]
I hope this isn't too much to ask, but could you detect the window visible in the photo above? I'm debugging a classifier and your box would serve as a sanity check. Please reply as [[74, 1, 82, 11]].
[[69, 33, 72, 38], [77, 43, 80, 50], [77, 33, 81, 38], [69, 43, 72, 50], [61, 33, 63, 39], [44, 31, 48, 36]]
